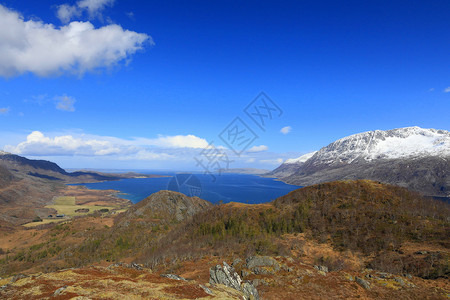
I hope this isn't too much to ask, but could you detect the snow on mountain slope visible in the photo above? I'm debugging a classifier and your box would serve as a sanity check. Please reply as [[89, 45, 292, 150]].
[[270, 126, 450, 196], [311, 126, 450, 165], [284, 151, 317, 164]]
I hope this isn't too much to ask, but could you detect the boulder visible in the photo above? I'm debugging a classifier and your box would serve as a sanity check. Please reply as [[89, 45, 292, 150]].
[[394, 277, 406, 286], [355, 277, 371, 290], [241, 281, 259, 300], [161, 274, 187, 281], [53, 285, 68, 296], [314, 265, 329, 273], [210, 262, 242, 291], [210, 262, 259, 300], [246, 256, 280, 272]]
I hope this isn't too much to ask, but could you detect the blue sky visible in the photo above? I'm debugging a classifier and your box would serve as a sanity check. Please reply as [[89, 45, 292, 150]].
[[0, 0, 449, 170]]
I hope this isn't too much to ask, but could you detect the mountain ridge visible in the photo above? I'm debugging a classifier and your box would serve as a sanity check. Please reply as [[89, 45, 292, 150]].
[[268, 126, 450, 196]]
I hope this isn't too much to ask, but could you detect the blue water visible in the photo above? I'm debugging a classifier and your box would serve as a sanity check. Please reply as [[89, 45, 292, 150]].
[[73, 173, 301, 204]]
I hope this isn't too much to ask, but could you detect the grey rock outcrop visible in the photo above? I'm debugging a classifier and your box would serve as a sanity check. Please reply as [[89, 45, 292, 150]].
[[210, 262, 259, 300], [161, 274, 187, 281], [355, 277, 371, 290], [53, 285, 68, 296], [314, 265, 329, 273], [246, 256, 280, 272]]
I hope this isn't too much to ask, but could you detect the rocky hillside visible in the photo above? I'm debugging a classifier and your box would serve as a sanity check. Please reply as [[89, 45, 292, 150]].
[[0, 151, 159, 184], [0, 263, 248, 299], [116, 190, 212, 225], [0, 164, 15, 189], [142, 181, 449, 281], [267, 151, 316, 178], [0, 152, 164, 225], [269, 127, 450, 196]]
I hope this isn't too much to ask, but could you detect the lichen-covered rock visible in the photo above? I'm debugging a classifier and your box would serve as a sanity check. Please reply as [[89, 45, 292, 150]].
[[232, 258, 243, 267], [253, 266, 277, 275], [53, 285, 67, 296], [161, 274, 187, 281], [314, 265, 329, 273], [210, 262, 242, 291], [252, 279, 268, 287], [10, 274, 27, 283], [246, 256, 280, 272], [356, 277, 371, 290], [241, 281, 259, 300], [241, 269, 250, 278], [210, 262, 259, 300], [199, 284, 214, 295]]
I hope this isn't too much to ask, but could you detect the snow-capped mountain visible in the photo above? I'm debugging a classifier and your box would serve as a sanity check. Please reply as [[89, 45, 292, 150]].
[[269, 126, 450, 197], [284, 151, 318, 164], [267, 151, 318, 178], [311, 126, 450, 166]]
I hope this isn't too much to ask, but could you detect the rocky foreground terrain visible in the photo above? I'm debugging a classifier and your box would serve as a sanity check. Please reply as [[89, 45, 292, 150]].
[[0, 180, 448, 299], [1, 254, 449, 299]]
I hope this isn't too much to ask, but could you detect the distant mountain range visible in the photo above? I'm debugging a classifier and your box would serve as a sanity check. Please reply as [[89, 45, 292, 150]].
[[0, 151, 159, 183], [267, 126, 450, 197]]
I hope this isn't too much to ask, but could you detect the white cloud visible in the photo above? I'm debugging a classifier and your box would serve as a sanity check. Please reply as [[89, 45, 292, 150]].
[[153, 135, 209, 149], [4, 131, 135, 156], [0, 131, 306, 169], [444, 87, 450, 93], [429, 88, 435, 92], [56, 4, 81, 23], [57, 0, 115, 23], [3, 131, 211, 159], [55, 95, 76, 112], [133, 135, 209, 149], [280, 126, 292, 135], [0, 107, 10, 115], [248, 145, 268, 152], [0, 4, 151, 78]]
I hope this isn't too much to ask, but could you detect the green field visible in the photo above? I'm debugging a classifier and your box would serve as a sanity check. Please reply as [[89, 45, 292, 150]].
[[23, 196, 122, 227], [45, 196, 116, 217]]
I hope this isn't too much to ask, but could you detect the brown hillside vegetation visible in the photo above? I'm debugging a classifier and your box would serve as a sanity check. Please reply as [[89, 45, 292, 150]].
[[0, 181, 449, 299], [143, 181, 449, 279]]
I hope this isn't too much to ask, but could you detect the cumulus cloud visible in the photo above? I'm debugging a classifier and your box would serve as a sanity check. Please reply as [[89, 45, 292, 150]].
[[444, 87, 450, 93], [4, 131, 133, 156], [57, 0, 115, 23], [0, 107, 10, 115], [56, 4, 82, 23], [3, 131, 211, 158], [1, 131, 305, 169], [248, 145, 268, 152], [280, 126, 292, 135], [55, 95, 76, 112], [0, 4, 151, 78]]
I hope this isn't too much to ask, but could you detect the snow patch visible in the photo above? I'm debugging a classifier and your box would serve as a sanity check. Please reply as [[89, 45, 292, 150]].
[[285, 151, 317, 164]]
